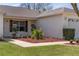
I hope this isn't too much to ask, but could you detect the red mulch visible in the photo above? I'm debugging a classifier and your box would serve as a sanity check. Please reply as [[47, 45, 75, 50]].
[[17, 38, 65, 43]]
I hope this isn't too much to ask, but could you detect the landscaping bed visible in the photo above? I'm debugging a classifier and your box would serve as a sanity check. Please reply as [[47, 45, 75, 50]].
[[17, 38, 65, 43], [64, 42, 79, 46]]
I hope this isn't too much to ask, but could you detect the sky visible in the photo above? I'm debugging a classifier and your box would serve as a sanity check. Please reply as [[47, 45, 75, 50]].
[[0, 3, 75, 9], [53, 3, 73, 9], [0, 3, 20, 6]]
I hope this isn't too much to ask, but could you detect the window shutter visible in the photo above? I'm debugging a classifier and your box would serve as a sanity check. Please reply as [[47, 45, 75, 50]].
[[10, 20, 12, 32], [25, 21, 28, 32]]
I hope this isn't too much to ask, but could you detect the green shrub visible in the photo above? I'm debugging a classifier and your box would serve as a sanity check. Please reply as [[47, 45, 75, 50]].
[[63, 28, 75, 40], [31, 29, 44, 40]]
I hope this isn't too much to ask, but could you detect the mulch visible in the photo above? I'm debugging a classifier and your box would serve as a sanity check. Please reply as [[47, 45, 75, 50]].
[[17, 38, 65, 43]]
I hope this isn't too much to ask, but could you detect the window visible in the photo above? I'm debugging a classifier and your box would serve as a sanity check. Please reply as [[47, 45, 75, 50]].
[[68, 18, 73, 22], [76, 19, 79, 22], [10, 20, 28, 32], [68, 18, 79, 22]]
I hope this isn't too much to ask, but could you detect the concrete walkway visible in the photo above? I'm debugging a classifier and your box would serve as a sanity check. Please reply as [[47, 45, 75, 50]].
[[9, 39, 69, 47]]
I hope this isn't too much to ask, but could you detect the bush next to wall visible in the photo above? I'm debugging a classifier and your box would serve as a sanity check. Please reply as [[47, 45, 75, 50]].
[[63, 28, 75, 40]]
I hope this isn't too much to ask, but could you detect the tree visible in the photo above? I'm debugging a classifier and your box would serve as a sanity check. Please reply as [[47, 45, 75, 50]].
[[19, 3, 53, 12], [20, 3, 31, 9], [71, 3, 79, 16]]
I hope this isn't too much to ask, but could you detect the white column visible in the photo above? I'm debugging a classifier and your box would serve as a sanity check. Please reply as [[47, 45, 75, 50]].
[[28, 20, 31, 36], [0, 14, 3, 37]]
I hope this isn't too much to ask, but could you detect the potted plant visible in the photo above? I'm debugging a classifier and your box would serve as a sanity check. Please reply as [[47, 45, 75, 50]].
[[75, 39, 79, 44], [70, 40, 74, 44]]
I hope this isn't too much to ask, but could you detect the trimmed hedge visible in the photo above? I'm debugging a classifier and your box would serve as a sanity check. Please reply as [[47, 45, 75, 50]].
[[63, 28, 75, 40]]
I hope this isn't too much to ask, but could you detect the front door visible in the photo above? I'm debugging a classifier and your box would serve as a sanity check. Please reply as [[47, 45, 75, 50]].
[[31, 24, 36, 31]]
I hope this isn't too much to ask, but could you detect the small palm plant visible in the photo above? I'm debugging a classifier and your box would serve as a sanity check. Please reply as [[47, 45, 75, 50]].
[[31, 28, 44, 40]]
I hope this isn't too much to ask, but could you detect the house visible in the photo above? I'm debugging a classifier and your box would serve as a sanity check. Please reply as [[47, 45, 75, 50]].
[[0, 5, 79, 39]]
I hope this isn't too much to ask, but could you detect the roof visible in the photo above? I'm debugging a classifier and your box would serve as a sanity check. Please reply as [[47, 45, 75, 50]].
[[0, 5, 40, 18], [0, 5, 76, 19], [36, 8, 64, 18], [37, 7, 75, 18]]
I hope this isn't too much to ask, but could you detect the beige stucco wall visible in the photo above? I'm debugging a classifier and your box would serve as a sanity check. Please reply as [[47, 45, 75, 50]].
[[0, 13, 3, 37], [37, 15, 65, 38], [63, 9, 79, 39], [64, 16, 79, 39]]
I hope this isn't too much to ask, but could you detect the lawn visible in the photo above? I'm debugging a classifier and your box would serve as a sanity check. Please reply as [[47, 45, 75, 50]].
[[0, 41, 79, 56]]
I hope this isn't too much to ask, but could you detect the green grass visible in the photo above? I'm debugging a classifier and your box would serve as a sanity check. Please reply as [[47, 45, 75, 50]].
[[0, 41, 79, 56]]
